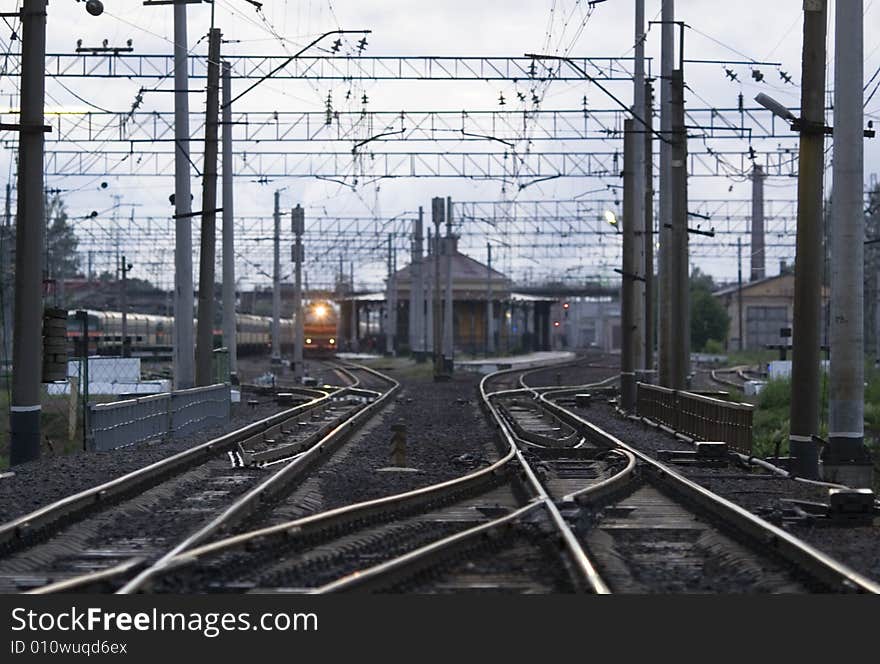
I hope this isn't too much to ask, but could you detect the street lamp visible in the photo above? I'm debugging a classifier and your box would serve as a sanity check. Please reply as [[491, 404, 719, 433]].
[[755, 92, 874, 137]]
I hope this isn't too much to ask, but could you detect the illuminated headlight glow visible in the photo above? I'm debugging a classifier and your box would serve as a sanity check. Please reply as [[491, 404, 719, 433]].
[[306, 337, 313, 344], [313, 304, 327, 319], [329, 338, 335, 344]]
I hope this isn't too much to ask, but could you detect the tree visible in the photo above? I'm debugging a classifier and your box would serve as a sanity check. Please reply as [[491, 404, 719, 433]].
[[45, 194, 80, 279], [690, 267, 729, 352]]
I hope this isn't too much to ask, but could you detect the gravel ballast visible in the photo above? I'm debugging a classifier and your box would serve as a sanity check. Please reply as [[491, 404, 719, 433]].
[[0, 395, 285, 523]]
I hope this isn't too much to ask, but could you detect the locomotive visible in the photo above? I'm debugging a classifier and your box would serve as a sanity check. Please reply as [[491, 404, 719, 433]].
[[66, 300, 339, 358]]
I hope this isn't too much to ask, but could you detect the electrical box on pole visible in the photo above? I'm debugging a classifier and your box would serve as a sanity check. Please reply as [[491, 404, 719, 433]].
[[41, 307, 68, 383]]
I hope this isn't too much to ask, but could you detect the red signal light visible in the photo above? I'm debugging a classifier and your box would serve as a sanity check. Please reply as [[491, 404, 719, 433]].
[[562, 302, 570, 309], [553, 321, 561, 327]]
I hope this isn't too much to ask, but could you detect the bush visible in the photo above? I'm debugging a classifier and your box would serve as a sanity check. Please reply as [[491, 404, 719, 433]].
[[703, 339, 725, 355]]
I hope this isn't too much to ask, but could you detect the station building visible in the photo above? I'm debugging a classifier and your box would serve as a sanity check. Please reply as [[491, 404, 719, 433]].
[[338, 237, 557, 355]]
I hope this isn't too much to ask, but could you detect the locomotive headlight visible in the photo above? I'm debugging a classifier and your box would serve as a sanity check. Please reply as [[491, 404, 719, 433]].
[[306, 337, 313, 344], [313, 304, 327, 319], [329, 338, 335, 345]]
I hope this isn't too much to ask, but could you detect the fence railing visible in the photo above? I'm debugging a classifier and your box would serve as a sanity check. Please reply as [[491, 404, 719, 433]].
[[635, 382, 753, 454], [88, 384, 230, 451]]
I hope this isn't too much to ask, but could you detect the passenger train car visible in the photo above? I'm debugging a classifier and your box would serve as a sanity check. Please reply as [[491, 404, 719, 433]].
[[66, 304, 338, 359]]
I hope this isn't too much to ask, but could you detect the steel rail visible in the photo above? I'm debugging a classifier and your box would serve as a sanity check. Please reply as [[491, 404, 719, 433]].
[[538, 390, 880, 593], [314, 369, 615, 593], [115, 364, 399, 593], [35, 359, 609, 594], [0, 380, 351, 551]]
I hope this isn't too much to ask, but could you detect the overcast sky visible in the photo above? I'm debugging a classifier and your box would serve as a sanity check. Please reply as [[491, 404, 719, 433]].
[[1, 0, 878, 291]]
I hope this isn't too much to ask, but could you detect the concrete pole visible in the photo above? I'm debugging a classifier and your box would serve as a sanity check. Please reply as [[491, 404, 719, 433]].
[[737, 237, 744, 351], [632, 0, 646, 374], [195, 28, 221, 387], [172, 0, 195, 389], [385, 234, 394, 356], [1, 183, 11, 369], [670, 69, 689, 390], [221, 62, 236, 380], [425, 227, 434, 355], [644, 79, 655, 374], [621, 119, 637, 411], [292, 205, 304, 382], [349, 261, 356, 350], [120, 254, 129, 357], [431, 198, 443, 376], [410, 208, 425, 361], [657, 0, 674, 387], [828, 0, 868, 473], [10, 0, 47, 464], [486, 243, 495, 356], [444, 197, 454, 371], [750, 165, 765, 281], [271, 191, 281, 364], [789, 0, 827, 479], [392, 241, 398, 355]]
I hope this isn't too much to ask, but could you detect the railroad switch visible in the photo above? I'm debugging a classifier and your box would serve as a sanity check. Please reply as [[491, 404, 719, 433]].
[[247, 399, 259, 409], [780, 489, 877, 526], [656, 442, 730, 467], [390, 422, 407, 466], [574, 393, 592, 408]]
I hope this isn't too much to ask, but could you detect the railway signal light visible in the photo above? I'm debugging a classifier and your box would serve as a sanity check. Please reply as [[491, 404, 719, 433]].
[[291, 204, 304, 235]]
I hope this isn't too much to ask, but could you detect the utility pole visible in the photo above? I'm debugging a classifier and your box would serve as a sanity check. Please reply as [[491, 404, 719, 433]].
[[431, 198, 444, 378], [120, 253, 130, 358], [195, 28, 221, 386], [827, 0, 870, 484], [621, 119, 637, 411], [221, 61, 236, 382], [292, 205, 304, 382], [670, 68, 689, 390], [750, 165, 765, 281], [644, 79, 655, 374], [443, 197, 454, 373], [271, 191, 281, 366], [172, 0, 194, 389], [737, 237, 744, 351], [385, 234, 395, 356], [425, 227, 434, 355], [789, 0, 827, 479], [10, 0, 46, 465], [657, 0, 674, 387], [410, 208, 425, 362], [349, 261, 356, 350], [486, 242, 494, 356], [2, 183, 13, 368], [632, 0, 646, 375]]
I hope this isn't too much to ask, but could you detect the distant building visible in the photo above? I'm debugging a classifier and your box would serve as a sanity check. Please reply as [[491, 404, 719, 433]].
[[549, 298, 620, 352], [338, 237, 556, 354], [714, 273, 829, 351]]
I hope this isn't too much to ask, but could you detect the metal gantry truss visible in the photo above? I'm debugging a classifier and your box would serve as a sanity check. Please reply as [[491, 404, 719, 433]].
[[40, 147, 798, 179], [0, 54, 646, 81], [67, 197, 801, 291], [0, 107, 804, 144]]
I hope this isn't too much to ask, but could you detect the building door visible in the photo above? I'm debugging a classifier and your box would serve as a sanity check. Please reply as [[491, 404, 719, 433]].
[[745, 305, 789, 349]]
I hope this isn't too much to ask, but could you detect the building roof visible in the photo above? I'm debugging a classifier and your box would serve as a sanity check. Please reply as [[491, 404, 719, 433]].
[[713, 273, 792, 298], [393, 237, 510, 288]]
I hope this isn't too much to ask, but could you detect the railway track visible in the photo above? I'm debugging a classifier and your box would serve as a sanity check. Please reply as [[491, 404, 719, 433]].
[[0, 363, 397, 594], [7, 356, 876, 594]]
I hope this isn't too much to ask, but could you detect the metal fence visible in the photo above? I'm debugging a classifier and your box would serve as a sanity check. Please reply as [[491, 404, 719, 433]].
[[635, 383, 753, 454], [88, 384, 230, 451]]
